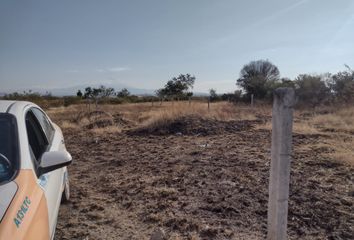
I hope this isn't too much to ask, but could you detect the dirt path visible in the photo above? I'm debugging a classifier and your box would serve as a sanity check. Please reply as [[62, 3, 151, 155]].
[[55, 121, 354, 240]]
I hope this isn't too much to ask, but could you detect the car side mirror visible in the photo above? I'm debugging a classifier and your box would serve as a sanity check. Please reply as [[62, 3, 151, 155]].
[[39, 151, 72, 176]]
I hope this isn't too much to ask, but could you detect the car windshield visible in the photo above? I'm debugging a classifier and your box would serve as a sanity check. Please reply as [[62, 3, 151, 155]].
[[0, 113, 19, 184]]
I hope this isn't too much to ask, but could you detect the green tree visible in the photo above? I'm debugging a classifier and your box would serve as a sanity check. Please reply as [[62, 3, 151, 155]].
[[330, 67, 354, 103], [295, 74, 331, 107], [157, 74, 196, 99], [209, 89, 218, 101], [99, 85, 115, 98], [117, 88, 130, 98], [221, 90, 242, 102], [84, 85, 115, 107], [84, 87, 93, 99], [237, 59, 280, 99], [76, 90, 83, 98]]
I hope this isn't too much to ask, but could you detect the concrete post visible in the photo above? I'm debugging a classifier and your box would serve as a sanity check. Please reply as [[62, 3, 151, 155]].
[[267, 88, 295, 240]]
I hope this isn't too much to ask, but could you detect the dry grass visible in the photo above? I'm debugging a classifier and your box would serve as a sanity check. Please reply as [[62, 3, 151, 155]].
[[302, 108, 354, 165], [48, 101, 262, 132], [60, 120, 78, 129], [135, 101, 260, 132], [311, 132, 354, 165], [310, 108, 354, 133], [328, 138, 354, 165], [293, 122, 320, 134], [47, 101, 354, 165], [90, 126, 122, 134], [253, 106, 354, 165]]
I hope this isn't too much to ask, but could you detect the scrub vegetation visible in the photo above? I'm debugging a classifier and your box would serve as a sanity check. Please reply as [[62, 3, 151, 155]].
[[46, 101, 354, 240]]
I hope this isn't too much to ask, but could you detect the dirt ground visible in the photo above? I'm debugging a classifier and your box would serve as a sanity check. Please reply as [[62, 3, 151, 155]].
[[52, 104, 354, 240]]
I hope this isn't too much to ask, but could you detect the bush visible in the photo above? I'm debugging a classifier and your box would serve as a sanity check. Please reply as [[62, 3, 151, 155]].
[[330, 70, 354, 103], [63, 96, 81, 107], [294, 74, 331, 107]]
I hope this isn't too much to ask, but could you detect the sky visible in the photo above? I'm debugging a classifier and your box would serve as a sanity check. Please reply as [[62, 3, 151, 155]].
[[1, 0, 354, 94]]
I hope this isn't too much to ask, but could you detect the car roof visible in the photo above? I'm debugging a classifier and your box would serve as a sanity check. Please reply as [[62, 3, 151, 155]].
[[0, 100, 17, 113], [0, 100, 34, 114]]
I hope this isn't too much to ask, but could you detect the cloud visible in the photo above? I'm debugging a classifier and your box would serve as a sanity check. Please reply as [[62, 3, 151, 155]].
[[96, 67, 130, 73], [109, 67, 130, 72]]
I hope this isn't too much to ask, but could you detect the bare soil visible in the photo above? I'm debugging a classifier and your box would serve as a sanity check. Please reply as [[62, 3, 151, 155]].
[[54, 115, 354, 240]]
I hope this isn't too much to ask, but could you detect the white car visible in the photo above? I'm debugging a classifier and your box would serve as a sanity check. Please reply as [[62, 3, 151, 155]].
[[0, 100, 72, 240]]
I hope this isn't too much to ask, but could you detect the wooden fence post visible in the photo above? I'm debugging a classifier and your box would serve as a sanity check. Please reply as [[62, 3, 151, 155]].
[[251, 94, 254, 107], [267, 87, 295, 240], [208, 97, 210, 111]]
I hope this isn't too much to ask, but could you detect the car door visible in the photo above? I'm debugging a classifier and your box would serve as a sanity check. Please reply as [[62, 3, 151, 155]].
[[25, 108, 64, 237]]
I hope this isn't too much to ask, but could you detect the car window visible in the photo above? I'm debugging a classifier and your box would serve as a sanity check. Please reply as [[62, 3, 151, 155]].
[[31, 108, 55, 142], [0, 113, 19, 184], [25, 110, 49, 163]]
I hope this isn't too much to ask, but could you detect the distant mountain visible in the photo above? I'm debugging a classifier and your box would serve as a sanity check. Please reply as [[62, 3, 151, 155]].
[[2, 84, 209, 96], [49, 84, 156, 96], [3, 83, 156, 96]]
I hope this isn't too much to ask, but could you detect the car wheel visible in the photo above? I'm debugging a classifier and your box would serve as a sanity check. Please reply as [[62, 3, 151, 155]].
[[61, 171, 70, 203]]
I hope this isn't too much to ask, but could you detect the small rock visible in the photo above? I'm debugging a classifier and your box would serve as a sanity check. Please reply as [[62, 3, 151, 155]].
[[150, 228, 166, 240], [198, 143, 210, 148]]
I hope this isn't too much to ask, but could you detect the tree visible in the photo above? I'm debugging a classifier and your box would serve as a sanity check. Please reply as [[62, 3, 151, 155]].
[[295, 74, 331, 107], [209, 89, 218, 101], [330, 67, 354, 103], [221, 90, 242, 103], [84, 87, 93, 99], [117, 88, 130, 98], [84, 85, 115, 108], [76, 90, 83, 98], [156, 74, 196, 99], [278, 78, 296, 88], [237, 59, 280, 99], [99, 85, 115, 98], [85, 86, 115, 99]]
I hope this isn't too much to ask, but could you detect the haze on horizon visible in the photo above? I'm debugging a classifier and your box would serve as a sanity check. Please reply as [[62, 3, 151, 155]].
[[1, 0, 354, 94]]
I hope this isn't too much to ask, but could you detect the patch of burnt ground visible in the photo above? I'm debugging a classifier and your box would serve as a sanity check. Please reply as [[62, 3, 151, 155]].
[[129, 115, 260, 136]]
